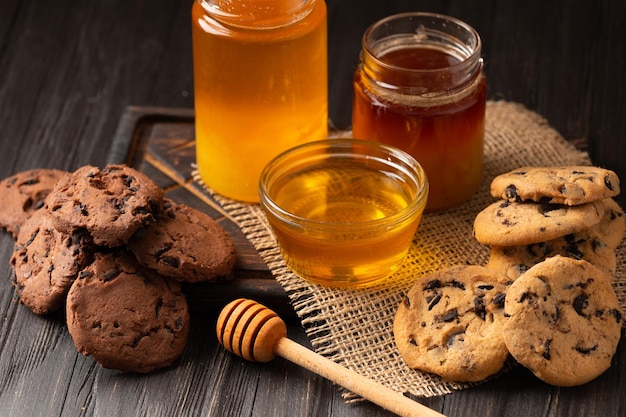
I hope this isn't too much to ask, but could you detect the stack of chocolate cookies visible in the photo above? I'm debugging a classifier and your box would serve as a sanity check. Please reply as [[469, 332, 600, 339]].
[[476, 166, 624, 279], [0, 164, 236, 373], [394, 166, 624, 387]]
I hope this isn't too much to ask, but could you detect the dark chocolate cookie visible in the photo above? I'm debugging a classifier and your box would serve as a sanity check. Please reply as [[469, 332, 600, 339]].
[[10, 209, 93, 315], [66, 250, 190, 373], [0, 168, 66, 237], [128, 200, 236, 282], [46, 164, 163, 247], [393, 265, 511, 382], [502, 256, 623, 386]]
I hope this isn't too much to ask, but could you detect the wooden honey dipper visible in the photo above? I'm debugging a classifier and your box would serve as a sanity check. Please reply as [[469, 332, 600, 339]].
[[216, 298, 447, 417]]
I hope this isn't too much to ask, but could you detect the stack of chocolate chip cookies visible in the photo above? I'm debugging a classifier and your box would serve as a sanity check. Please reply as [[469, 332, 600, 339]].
[[394, 165, 624, 387], [1, 164, 237, 373], [476, 166, 623, 279]]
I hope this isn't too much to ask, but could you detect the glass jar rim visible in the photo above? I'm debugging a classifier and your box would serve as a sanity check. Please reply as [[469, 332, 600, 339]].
[[199, 0, 317, 29], [259, 139, 429, 231], [362, 12, 482, 76]]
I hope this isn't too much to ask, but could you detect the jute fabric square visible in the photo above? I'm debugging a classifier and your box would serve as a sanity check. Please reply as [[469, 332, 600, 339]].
[[197, 101, 625, 399]]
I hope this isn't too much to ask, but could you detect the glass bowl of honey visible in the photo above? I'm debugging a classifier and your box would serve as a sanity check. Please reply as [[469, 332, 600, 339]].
[[259, 139, 429, 288]]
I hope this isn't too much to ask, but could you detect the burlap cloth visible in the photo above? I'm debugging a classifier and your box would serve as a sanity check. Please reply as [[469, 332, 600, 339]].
[[198, 101, 626, 399]]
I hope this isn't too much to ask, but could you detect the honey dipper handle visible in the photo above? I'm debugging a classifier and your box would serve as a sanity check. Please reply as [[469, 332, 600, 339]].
[[274, 338, 446, 417]]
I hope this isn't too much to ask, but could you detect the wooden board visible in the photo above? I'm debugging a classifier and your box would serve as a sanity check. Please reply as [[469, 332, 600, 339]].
[[108, 106, 295, 319]]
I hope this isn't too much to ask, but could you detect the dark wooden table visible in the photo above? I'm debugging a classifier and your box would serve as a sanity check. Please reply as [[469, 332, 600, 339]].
[[1, 1, 624, 416]]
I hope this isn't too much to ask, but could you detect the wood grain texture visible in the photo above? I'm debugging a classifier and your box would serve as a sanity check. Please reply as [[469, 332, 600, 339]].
[[0, 1, 624, 416]]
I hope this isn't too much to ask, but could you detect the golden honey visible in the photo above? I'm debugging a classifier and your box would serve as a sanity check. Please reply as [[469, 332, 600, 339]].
[[352, 13, 485, 211], [192, 0, 328, 202], [259, 140, 428, 288]]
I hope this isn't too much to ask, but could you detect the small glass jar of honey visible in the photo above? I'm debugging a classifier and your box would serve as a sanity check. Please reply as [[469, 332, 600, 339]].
[[352, 12, 486, 211]]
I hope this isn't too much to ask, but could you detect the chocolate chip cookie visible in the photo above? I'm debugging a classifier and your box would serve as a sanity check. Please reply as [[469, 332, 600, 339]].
[[487, 229, 617, 280], [591, 198, 625, 249], [46, 164, 163, 247], [393, 265, 511, 382], [0, 168, 66, 237], [128, 199, 236, 282], [490, 166, 620, 205], [10, 209, 93, 315], [473, 200, 604, 246], [502, 255, 623, 387], [66, 250, 190, 373]]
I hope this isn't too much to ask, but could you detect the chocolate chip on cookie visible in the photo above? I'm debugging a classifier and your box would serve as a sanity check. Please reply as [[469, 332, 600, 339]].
[[128, 199, 236, 282], [394, 265, 511, 382], [490, 166, 620, 206], [46, 164, 163, 247], [10, 209, 93, 315], [0, 168, 66, 237], [502, 255, 622, 387], [66, 250, 190, 373]]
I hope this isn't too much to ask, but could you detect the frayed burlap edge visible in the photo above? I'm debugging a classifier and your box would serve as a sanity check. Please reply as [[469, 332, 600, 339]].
[[193, 101, 626, 400]]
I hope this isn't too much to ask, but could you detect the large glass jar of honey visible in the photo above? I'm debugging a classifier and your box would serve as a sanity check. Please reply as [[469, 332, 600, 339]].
[[192, 0, 328, 202], [352, 13, 486, 211]]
